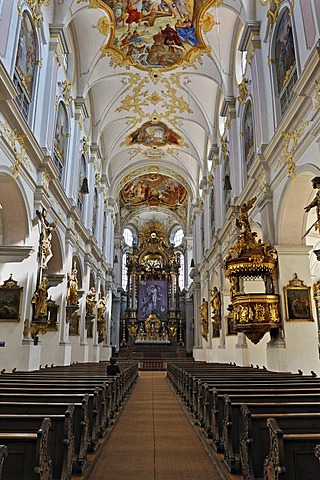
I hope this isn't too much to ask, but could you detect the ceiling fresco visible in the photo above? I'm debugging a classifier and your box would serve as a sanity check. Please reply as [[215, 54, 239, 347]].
[[120, 173, 187, 208], [97, 0, 220, 69], [126, 120, 183, 147]]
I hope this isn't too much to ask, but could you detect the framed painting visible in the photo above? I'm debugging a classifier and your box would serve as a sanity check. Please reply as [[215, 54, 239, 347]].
[[284, 273, 313, 322], [226, 314, 237, 336], [0, 275, 23, 322]]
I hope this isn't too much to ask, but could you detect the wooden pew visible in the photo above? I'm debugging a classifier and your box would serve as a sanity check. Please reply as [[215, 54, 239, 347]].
[[223, 395, 320, 474], [240, 405, 320, 480], [0, 399, 88, 475], [0, 446, 7, 480], [0, 407, 74, 480], [0, 417, 52, 480], [264, 417, 320, 480]]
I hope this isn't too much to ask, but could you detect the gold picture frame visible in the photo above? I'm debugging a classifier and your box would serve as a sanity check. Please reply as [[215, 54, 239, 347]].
[[284, 273, 313, 322], [0, 275, 23, 322]]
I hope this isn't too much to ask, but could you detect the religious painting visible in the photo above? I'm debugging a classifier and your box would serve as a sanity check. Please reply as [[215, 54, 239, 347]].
[[120, 173, 187, 208], [275, 8, 296, 94], [226, 314, 237, 336], [138, 280, 168, 321], [15, 11, 36, 98], [97, 0, 213, 70], [129, 121, 182, 147], [54, 102, 68, 165], [284, 274, 313, 322], [243, 100, 254, 170], [0, 275, 23, 322]]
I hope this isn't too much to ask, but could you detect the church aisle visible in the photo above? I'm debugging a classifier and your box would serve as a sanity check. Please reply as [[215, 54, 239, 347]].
[[87, 371, 221, 480]]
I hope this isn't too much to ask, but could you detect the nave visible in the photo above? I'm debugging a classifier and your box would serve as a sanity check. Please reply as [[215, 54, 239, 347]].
[[85, 371, 222, 480]]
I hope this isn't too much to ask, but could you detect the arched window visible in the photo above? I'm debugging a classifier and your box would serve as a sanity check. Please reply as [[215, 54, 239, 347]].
[[173, 228, 184, 247], [54, 102, 68, 182], [13, 10, 37, 121], [123, 228, 133, 246], [122, 253, 128, 291], [274, 8, 297, 115], [243, 99, 255, 173]]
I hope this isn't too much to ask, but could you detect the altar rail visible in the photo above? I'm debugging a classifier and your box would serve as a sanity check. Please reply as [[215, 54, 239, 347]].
[[138, 360, 167, 371]]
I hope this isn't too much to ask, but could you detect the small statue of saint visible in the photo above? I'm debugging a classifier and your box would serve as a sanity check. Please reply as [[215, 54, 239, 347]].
[[210, 287, 221, 323], [97, 296, 106, 321], [86, 287, 96, 317], [67, 264, 78, 305], [200, 298, 208, 341], [36, 208, 56, 270], [32, 275, 49, 319]]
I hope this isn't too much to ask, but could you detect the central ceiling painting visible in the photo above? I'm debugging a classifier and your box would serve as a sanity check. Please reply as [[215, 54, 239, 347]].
[[97, 0, 218, 69], [120, 173, 187, 207]]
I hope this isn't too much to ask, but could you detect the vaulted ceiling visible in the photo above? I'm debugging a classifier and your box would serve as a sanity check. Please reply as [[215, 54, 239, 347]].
[[55, 0, 256, 232]]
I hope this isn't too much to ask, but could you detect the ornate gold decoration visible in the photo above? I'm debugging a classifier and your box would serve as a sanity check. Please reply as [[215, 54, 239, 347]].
[[54, 51, 61, 68], [314, 280, 320, 320], [237, 77, 249, 105], [61, 80, 73, 105], [93, 16, 112, 35], [200, 299, 208, 341], [140, 220, 168, 252], [220, 135, 228, 159], [210, 287, 221, 329], [0, 120, 30, 179], [267, 1, 294, 33], [224, 197, 280, 344], [18, 0, 48, 28], [199, 12, 220, 33], [256, 170, 266, 195], [147, 92, 162, 105], [278, 121, 309, 179]]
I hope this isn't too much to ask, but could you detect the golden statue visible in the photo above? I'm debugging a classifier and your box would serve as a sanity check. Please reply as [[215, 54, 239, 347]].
[[32, 275, 49, 319], [236, 196, 257, 232], [97, 296, 106, 321], [304, 177, 320, 237], [86, 287, 96, 317], [67, 264, 78, 305], [210, 287, 221, 321], [200, 298, 208, 341]]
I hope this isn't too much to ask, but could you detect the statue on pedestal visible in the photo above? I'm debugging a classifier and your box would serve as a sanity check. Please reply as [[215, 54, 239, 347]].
[[67, 264, 78, 306], [200, 298, 208, 341], [210, 287, 221, 326], [32, 275, 49, 319], [86, 287, 96, 317], [36, 208, 56, 270], [97, 296, 106, 321]]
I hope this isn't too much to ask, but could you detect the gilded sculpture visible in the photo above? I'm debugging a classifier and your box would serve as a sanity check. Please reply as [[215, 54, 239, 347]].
[[31, 275, 49, 319], [67, 264, 78, 306], [210, 286, 221, 326], [200, 298, 208, 341], [86, 287, 96, 317], [36, 208, 56, 270], [97, 296, 107, 321]]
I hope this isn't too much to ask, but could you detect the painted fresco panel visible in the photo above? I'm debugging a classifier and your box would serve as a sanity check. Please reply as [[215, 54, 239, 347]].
[[15, 11, 36, 97], [120, 173, 186, 207], [98, 0, 213, 69], [275, 9, 295, 94]]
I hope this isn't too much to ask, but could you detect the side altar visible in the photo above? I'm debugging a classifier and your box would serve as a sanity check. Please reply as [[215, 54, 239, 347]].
[[119, 220, 185, 356]]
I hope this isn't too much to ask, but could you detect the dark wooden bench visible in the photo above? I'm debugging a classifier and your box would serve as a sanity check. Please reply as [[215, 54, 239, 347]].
[[240, 405, 320, 480], [0, 417, 52, 480], [264, 417, 320, 480], [0, 398, 88, 475], [0, 446, 7, 480], [0, 408, 74, 480], [223, 395, 320, 474]]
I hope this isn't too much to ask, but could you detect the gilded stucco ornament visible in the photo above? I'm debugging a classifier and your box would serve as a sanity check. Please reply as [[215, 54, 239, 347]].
[[0, 120, 30, 179], [199, 12, 219, 33], [278, 121, 309, 179], [237, 77, 249, 105]]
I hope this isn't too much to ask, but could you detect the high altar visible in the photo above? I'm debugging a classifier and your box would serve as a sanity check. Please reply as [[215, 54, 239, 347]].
[[120, 221, 184, 355]]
